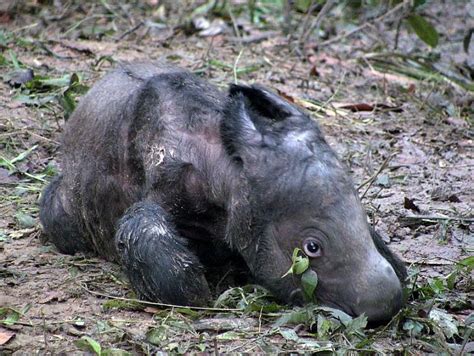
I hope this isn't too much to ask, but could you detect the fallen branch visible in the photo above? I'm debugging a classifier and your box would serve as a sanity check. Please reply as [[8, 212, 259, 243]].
[[400, 215, 474, 223], [80, 284, 244, 313], [404, 259, 454, 266]]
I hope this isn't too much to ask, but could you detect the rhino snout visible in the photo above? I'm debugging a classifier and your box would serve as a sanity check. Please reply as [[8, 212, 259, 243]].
[[350, 257, 404, 323], [315, 254, 404, 323]]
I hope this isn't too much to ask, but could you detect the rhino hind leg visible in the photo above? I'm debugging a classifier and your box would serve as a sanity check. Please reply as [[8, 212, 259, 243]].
[[116, 201, 211, 306], [40, 175, 91, 254]]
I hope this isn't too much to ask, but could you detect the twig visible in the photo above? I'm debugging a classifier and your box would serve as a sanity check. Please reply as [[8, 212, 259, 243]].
[[227, 4, 241, 41], [42, 310, 49, 351], [404, 259, 454, 266], [115, 21, 144, 42], [358, 152, 396, 199], [393, 17, 403, 50], [202, 35, 216, 66], [233, 48, 244, 84], [80, 284, 243, 312], [282, 0, 293, 36], [25, 131, 59, 145], [229, 31, 279, 44], [226, 330, 272, 353], [99, 0, 120, 18], [11, 23, 40, 34], [297, 0, 318, 45], [400, 215, 474, 223], [34, 41, 73, 60], [299, 0, 336, 49], [63, 14, 115, 36]]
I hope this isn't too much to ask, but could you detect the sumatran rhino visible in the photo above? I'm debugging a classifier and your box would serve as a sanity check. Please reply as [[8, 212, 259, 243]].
[[40, 62, 407, 322]]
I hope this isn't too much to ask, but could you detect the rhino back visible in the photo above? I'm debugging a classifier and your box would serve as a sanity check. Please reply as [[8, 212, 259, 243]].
[[57, 62, 229, 257]]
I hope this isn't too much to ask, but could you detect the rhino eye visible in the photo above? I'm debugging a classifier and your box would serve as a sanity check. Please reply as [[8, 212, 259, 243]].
[[303, 238, 322, 258]]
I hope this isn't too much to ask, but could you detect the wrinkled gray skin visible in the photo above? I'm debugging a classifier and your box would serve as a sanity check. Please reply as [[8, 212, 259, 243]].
[[40, 62, 407, 322]]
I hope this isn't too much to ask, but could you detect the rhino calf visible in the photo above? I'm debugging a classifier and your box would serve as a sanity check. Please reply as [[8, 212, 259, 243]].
[[40, 62, 407, 322]]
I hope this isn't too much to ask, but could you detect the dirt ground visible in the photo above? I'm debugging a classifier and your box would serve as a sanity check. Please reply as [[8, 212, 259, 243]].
[[0, 1, 472, 354]]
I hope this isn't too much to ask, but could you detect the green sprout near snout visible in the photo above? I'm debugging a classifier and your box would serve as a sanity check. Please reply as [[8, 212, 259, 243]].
[[282, 248, 318, 302]]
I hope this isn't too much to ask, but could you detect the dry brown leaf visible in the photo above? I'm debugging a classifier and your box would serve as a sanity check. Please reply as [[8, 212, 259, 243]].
[[0, 328, 15, 346]]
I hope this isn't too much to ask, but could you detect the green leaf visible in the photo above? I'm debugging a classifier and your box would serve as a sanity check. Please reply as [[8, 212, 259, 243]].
[[58, 90, 77, 119], [146, 326, 168, 346], [174, 307, 200, 318], [216, 331, 245, 340], [445, 271, 457, 290], [406, 14, 439, 48], [403, 319, 424, 336], [8, 145, 38, 166], [8, 49, 20, 69], [344, 313, 368, 335], [301, 269, 318, 301], [0, 307, 21, 326], [190, 0, 217, 18], [318, 306, 353, 325], [429, 308, 459, 339], [457, 256, 474, 269], [274, 308, 312, 327], [279, 328, 299, 342], [293, 255, 309, 275], [376, 173, 390, 187], [15, 212, 36, 228], [316, 314, 333, 339], [36, 74, 71, 88], [295, 0, 312, 13], [74, 336, 102, 355], [282, 248, 309, 277], [428, 277, 446, 295]]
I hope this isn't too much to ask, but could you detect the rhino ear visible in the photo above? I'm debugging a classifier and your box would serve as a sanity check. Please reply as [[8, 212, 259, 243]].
[[221, 84, 301, 160], [229, 84, 301, 120], [221, 93, 260, 162]]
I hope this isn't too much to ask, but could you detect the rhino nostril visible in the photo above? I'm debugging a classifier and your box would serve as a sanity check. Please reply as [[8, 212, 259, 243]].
[[354, 277, 403, 322]]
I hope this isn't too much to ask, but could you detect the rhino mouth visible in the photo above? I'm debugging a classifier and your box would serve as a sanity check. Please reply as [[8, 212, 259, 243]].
[[286, 287, 402, 325], [289, 288, 304, 305]]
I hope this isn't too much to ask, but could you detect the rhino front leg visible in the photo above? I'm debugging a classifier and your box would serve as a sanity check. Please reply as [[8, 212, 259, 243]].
[[115, 201, 211, 306]]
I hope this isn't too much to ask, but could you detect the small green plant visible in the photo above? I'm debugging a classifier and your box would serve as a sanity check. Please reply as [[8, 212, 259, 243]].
[[282, 248, 318, 302], [74, 335, 130, 355], [409, 255, 473, 301], [0, 305, 30, 326], [214, 285, 282, 312], [10, 70, 89, 118]]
